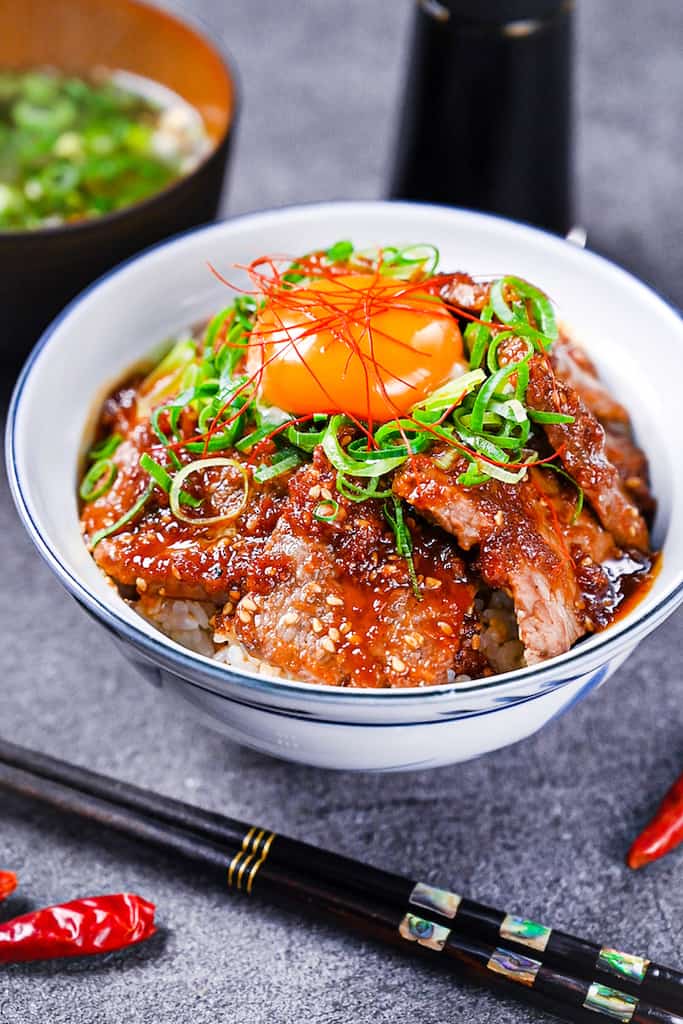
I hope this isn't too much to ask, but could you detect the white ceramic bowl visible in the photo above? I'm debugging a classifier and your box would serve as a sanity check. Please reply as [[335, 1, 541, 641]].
[[7, 202, 683, 771]]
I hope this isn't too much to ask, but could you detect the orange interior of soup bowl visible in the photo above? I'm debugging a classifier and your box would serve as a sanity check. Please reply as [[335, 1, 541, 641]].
[[0, 0, 234, 145]]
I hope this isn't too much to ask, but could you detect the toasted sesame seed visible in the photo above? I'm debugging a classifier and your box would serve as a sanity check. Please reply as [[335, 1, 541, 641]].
[[437, 620, 454, 636], [347, 632, 361, 644], [581, 556, 592, 567], [311, 618, 324, 634], [237, 607, 252, 624], [241, 595, 257, 613], [494, 510, 505, 526], [382, 565, 398, 576], [471, 635, 481, 651], [264, 566, 277, 577], [282, 611, 299, 626], [320, 636, 336, 654], [328, 627, 341, 642], [309, 484, 321, 499], [135, 577, 147, 593], [405, 632, 423, 650], [158, 587, 166, 596], [424, 576, 442, 589], [229, 589, 241, 601], [309, 583, 322, 594], [222, 601, 235, 616], [339, 620, 351, 635], [390, 656, 408, 674], [326, 594, 344, 606], [320, 487, 333, 501], [584, 616, 595, 630]]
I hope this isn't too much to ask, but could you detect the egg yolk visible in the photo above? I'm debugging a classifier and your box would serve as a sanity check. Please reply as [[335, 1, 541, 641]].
[[249, 274, 464, 422]]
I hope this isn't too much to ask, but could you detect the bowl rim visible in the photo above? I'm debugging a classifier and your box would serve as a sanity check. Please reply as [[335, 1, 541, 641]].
[[0, 0, 239, 243], [6, 199, 683, 706]]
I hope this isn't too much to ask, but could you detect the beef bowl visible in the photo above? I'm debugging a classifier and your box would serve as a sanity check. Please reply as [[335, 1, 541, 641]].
[[6, 202, 683, 771]]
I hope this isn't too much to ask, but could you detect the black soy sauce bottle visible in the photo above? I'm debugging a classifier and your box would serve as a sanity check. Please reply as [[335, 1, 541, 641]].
[[390, 0, 574, 235]]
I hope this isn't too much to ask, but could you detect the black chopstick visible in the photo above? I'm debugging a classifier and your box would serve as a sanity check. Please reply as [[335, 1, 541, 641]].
[[0, 747, 680, 1024], [1, 738, 681, 1016]]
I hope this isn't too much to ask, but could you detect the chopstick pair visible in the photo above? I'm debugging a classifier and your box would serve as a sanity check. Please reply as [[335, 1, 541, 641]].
[[1, 739, 681, 1024]]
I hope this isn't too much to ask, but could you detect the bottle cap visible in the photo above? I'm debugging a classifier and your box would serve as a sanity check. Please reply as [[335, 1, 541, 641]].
[[420, 0, 570, 23]]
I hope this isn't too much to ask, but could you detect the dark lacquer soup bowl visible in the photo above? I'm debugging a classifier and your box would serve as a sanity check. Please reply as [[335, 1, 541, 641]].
[[7, 202, 683, 771], [0, 0, 236, 368]]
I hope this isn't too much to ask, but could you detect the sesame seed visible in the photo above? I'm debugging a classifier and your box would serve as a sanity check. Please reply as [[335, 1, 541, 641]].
[[222, 601, 234, 616], [339, 621, 351, 635], [382, 565, 398, 576], [321, 636, 336, 654], [309, 485, 321, 499], [328, 627, 341, 642], [311, 618, 324, 634], [282, 611, 299, 626], [320, 487, 333, 501], [390, 656, 408, 674], [230, 589, 241, 601], [237, 607, 252, 624], [581, 556, 592, 567], [347, 633, 361, 644], [471, 635, 481, 651], [405, 632, 423, 650], [135, 577, 147, 593], [437, 620, 454, 636], [424, 577, 442, 590], [326, 595, 344, 606], [241, 595, 257, 613], [494, 510, 505, 526], [309, 583, 322, 594], [264, 566, 276, 577]]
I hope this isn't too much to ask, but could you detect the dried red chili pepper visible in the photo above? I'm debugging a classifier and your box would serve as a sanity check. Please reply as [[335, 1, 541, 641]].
[[627, 770, 683, 869], [0, 892, 155, 962], [0, 872, 17, 902]]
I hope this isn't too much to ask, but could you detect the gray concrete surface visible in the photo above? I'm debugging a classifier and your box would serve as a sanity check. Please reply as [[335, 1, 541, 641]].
[[1, 2, 681, 1021]]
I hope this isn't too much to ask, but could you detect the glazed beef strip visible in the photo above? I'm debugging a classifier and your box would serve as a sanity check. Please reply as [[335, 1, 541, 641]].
[[550, 333, 655, 518], [219, 450, 489, 688], [393, 455, 595, 663], [525, 354, 650, 552]]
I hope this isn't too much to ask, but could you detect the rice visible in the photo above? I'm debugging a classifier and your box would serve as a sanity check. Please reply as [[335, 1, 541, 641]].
[[135, 587, 524, 685]]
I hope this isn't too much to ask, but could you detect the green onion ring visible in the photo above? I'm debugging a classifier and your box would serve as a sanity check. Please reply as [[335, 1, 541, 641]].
[[169, 458, 249, 526], [79, 458, 117, 502], [314, 499, 340, 522], [88, 433, 122, 460]]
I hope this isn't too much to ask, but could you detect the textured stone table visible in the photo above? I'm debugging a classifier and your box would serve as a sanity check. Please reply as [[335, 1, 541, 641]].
[[1, 2, 681, 1022]]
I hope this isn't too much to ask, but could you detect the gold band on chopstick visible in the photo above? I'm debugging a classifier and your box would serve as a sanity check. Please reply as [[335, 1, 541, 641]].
[[227, 827, 277, 894]]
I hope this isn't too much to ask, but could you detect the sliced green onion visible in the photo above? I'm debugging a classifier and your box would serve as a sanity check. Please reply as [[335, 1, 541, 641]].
[[253, 451, 302, 483], [88, 433, 122, 460], [384, 495, 421, 599], [336, 473, 392, 502], [464, 304, 495, 369], [477, 459, 531, 485], [169, 458, 249, 525], [545, 463, 585, 523], [489, 277, 557, 346], [90, 484, 153, 550], [314, 499, 340, 522], [326, 240, 354, 263], [322, 416, 407, 478], [528, 409, 576, 425], [139, 452, 202, 508], [79, 457, 117, 501], [411, 369, 486, 414]]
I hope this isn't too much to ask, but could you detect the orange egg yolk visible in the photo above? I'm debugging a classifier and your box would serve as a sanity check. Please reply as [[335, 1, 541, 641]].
[[249, 274, 464, 422]]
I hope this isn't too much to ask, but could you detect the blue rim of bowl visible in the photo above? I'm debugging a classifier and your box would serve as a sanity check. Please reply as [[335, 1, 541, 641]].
[[6, 199, 683, 708]]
